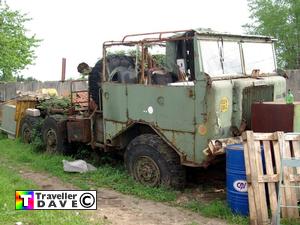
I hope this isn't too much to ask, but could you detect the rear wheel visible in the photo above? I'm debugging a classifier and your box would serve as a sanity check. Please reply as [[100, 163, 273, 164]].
[[125, 134, 186, 189], [42, 116, 70, 154], [19, 116, 41, 143]]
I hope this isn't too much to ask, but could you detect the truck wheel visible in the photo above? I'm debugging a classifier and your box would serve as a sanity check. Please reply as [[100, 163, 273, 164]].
[[125, 134, 186, 189], [19, 116, 41, 143], [42, 116, 69, 154]]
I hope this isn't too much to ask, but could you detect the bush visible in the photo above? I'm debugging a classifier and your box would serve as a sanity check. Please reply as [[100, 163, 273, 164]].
[[38, 97, 71, 111], [30, 119, 45, 152]]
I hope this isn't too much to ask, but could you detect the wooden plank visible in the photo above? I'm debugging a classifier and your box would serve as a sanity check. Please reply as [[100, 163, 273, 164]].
[[254, 139, 269, 224], [280, 148, 289, 218], [291, 140, 300, 217], [244, 131, 260, 224], [257, 174, 279, 183], [262, 140, 278, 219], [243, 134, 258, 224], [289, 174, 300, 182], [287, 140, 299, 218], [292, 140, 300, 175], [284, 134, 300, 141], [253, 133, 276, 141], [282, 140, 299, 218], [242, 132, 275, 141], [273, 132, 287, 218]]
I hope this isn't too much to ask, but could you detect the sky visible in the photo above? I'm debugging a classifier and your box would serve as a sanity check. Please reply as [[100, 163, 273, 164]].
[[7, 0, 250, 81]]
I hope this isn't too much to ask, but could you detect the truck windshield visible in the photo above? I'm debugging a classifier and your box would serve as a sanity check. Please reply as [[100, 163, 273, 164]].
[[200, 40, 242, 76], [242, 42, 276, 74], [199, 39, 276, 77]]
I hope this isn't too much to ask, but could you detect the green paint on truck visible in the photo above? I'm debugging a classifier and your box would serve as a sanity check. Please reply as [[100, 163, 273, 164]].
[[100, 29, 286, 169]]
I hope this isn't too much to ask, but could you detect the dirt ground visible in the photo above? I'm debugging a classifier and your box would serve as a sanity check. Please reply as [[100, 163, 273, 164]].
[[19, 169, 227, 225]]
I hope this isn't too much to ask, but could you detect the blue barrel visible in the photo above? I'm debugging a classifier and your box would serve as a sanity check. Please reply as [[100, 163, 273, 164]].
[[226, 144, 249, 216]]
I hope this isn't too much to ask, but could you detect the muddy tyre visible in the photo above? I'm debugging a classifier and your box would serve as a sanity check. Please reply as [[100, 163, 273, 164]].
[[125, 134, 186, 189], [19, 115, 41, 143], [41, 116, 70, 154]]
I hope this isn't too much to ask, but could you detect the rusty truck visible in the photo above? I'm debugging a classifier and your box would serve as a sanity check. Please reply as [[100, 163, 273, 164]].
[[19, 29, 286, 189]]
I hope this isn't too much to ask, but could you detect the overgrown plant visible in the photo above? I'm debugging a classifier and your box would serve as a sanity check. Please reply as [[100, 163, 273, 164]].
[[38, 96, 71, 111], [30, 119, 45, 152], [73, 145, 90, 159]]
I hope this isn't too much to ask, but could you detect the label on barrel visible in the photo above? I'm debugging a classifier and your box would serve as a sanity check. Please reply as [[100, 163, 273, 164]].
[[233, 180, 247, 192]]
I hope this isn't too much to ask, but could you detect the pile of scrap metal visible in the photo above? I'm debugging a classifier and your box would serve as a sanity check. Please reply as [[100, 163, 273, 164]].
[[0, 88, 60, 138]]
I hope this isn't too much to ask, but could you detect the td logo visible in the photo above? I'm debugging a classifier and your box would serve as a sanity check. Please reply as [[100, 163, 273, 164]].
[[16, 191, 34, 210]]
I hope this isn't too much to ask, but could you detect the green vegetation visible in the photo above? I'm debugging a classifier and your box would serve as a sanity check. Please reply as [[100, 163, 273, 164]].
[[0, 131, 7, 140], [30, 120, 45, 152], [0, 138, 177, 202], [0, 136, 247, 224], [0, 158, 103, 225], [16, 75, 38, 82], [185, 200, 248, 225], [282, 219, 300, 225], [244, 0, 300, 69], [38, 97, 71, 111], [0, 3, 40, 81]]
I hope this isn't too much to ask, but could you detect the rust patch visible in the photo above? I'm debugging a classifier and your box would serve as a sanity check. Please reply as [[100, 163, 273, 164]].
[[67, 119, 91, 143]]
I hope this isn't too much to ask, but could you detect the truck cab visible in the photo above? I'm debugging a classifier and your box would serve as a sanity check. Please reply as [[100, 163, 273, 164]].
[[99, 29, 285, 161]]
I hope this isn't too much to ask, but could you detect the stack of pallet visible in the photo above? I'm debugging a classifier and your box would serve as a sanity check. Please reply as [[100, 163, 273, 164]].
[[243, 131, 300, 225]]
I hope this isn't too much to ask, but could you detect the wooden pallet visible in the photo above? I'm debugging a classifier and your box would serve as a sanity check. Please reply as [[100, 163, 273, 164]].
[[242, 131, 300, 225]]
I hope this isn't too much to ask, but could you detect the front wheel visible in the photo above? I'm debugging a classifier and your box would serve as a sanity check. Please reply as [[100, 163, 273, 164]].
[[124, 134, 186, 189]]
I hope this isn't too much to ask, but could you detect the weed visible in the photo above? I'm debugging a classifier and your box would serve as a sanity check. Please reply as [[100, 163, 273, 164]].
[[30, 120, 45, 152], [74, 144, 91, 159], [38, 96, 71, 111], [184, 200, 248, 225], [282, 218, 300, 225]]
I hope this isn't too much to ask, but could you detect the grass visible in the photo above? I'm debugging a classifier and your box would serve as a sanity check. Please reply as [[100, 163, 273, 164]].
[[0, 134, 249, 224], [184, 200, 248, 225], [0, 159, 103, 225], [0, 137, 177, 202], [282, 219, 300, 225]]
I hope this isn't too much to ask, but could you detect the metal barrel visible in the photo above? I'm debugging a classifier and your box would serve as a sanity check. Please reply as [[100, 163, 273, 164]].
[[226, 144, 249, 216]]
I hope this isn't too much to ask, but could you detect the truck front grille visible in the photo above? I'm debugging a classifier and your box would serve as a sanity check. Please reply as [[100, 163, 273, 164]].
[[242, 85, 274, 129]]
